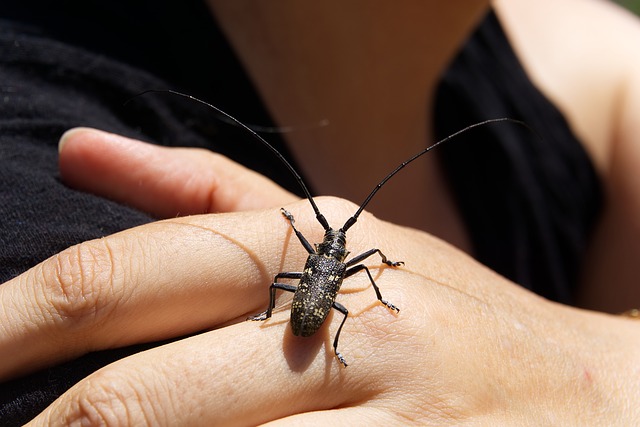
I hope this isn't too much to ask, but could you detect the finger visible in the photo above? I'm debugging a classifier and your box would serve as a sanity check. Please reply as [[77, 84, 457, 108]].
[[19, 198, 481, 425], [0, 208, 306, 381], [27, 323, 292, 425], [58, 127, 298, 218], [262, 407, 395, 426], [28, 306, 396, 426], [27, 251, 431, 426]]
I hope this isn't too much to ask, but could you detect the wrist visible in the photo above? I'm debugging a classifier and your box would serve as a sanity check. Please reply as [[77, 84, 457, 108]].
[[508, 304, 640, 424]]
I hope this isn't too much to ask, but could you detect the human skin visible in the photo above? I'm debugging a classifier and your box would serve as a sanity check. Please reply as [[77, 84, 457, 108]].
[[492, 0, 640, 313], [207, 0, 640, 313], [206, 0, 491, 250], [4, 0, 640, 423], [0, 129, 637, 425]]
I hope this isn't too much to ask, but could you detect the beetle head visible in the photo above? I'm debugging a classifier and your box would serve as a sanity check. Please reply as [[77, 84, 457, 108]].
[[315, 228, 349, 262]]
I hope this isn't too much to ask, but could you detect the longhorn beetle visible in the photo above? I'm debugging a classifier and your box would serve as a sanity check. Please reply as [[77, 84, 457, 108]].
[[135, 90, 528, 366]]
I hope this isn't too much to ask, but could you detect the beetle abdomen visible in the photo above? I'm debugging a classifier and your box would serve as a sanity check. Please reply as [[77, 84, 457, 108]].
[[290, 254, 346, 337]]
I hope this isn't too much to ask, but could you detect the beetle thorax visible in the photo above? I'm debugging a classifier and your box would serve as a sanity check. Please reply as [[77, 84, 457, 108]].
[[315, 228, 349, 262]]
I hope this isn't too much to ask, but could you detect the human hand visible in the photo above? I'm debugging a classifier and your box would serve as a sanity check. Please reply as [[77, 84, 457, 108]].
[[58, 127, 299, 217], [3, 129, 638, 425]]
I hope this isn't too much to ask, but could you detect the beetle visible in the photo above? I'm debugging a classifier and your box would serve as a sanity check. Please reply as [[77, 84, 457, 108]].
[[243, 118, 518, 366], [135, 90, 527, 366], [240, 115, 526, 367], [248, 207, 402, 367]]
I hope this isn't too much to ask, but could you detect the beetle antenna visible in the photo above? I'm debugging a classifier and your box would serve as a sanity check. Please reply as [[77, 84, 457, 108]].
[[341, 118, 533, 232], [127, 89, 331, 230]]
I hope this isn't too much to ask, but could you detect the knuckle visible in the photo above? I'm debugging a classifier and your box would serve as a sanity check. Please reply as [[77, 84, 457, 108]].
[[62, 372, 160, 426], [40, 239, 123, 326], [315, 195, 359, 215]]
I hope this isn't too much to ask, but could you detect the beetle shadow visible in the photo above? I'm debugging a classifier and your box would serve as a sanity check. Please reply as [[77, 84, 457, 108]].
[[282, 311, 339, 373], [282, 328, 325, 372], [339, 265, 388, 296]]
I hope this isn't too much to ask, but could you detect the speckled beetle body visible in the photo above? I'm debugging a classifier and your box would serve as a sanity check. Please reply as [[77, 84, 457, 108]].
[[248, 211, 401, 367], [291, 253, 346, 338]]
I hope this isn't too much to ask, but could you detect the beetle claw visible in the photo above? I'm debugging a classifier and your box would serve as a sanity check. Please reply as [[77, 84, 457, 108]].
[[280, 208, 295, 223], [335, 352, 348, 367], [248, 312, 268, 321], [382, 300, 400, 313], [388, 260, 404, 267]]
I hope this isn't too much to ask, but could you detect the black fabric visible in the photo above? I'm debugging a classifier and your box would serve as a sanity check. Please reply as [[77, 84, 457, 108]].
[[0, 2, 303, 424], [0, 0, 271, 119], [435, 11, 603, 303]]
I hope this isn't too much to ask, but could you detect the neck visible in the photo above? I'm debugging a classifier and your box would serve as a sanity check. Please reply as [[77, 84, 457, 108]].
[[207, 1, 487, 251]]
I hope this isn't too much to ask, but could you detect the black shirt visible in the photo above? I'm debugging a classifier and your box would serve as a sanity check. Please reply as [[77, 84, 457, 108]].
[[435, 11, 602, 303]]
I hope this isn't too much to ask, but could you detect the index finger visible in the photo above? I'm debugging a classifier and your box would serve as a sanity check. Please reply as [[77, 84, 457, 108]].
[[58, 128, 299, 218], [0, 207, 305, 381]]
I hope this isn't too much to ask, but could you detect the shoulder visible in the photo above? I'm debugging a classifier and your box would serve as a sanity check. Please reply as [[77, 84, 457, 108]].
[[494, 0, 640, 175], [494, 0, 640, 311]]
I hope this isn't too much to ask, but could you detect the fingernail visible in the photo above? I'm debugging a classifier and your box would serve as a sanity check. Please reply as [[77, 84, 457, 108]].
[[58, 127, 96, 153]]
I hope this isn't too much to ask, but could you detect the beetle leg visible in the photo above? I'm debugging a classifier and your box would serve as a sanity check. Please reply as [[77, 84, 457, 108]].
[[281, 208, 315, 254], [345, 264, 400, 313], [274, 272, 302, 281], [345, 248, 403, 268], [248, 282, 297, 321], [332, 301, 349, 367]]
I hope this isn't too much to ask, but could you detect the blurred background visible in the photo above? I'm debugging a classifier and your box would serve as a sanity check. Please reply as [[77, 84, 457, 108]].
[[616, 0, 640, 14]]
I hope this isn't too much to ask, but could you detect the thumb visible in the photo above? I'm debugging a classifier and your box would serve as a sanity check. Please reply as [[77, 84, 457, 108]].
[[58, 128, 299, 218]]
